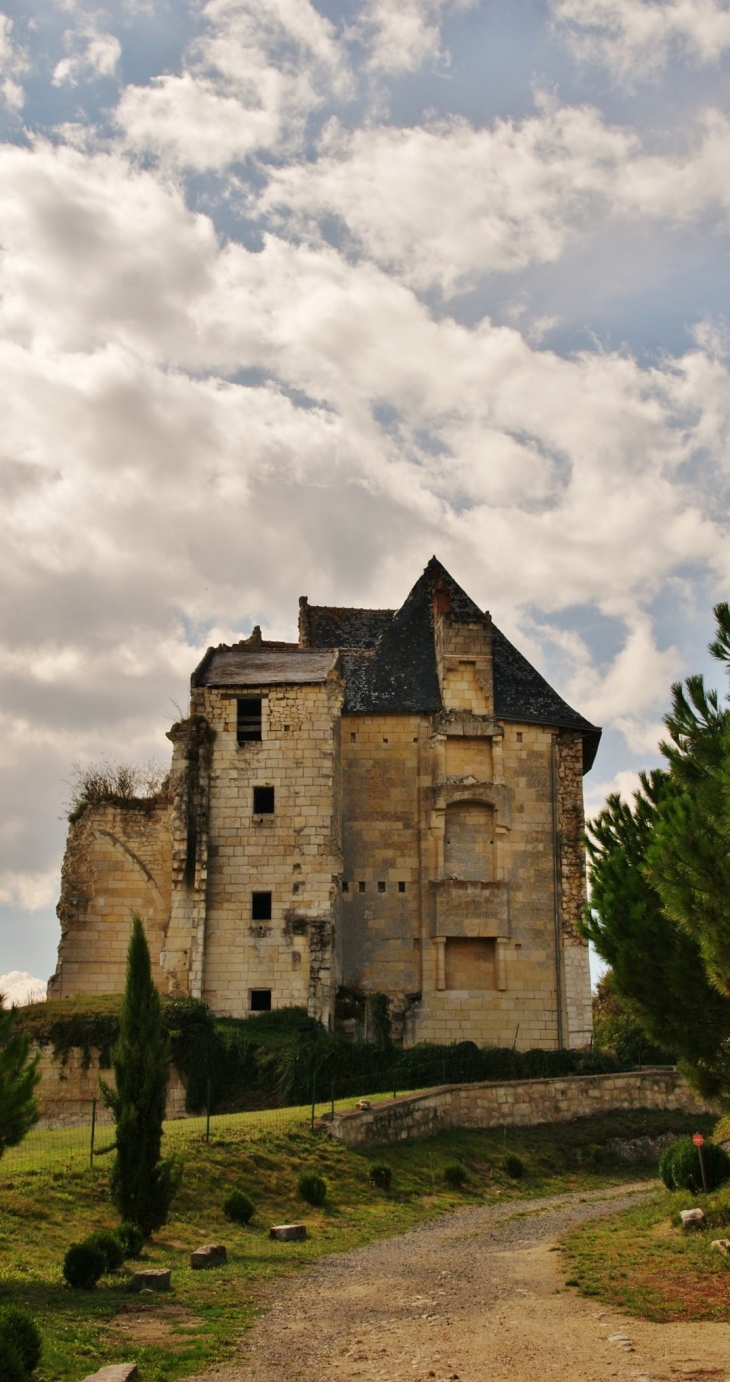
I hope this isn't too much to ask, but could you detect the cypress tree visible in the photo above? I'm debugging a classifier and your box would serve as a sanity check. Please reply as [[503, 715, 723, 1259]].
[[0, 1004, 40, 1157], [103, 915, 180, 1236]]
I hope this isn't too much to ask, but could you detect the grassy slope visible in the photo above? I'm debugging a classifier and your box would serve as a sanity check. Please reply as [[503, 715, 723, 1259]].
[[0, 1107, 714, 1382]]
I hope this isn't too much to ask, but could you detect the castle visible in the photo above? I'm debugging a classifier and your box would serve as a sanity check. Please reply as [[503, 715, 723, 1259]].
[[49, 558, 600, 1049]]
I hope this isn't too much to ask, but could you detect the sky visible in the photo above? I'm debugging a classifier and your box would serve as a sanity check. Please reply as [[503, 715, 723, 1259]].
[[1, 0, 729, 989]]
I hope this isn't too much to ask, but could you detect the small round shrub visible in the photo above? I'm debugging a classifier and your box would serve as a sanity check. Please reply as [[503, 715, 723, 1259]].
[[504, 1153, 525, 1179], [443, 1161, 467, 1187], [223, 1189, 256, 1224], [659, 1137, 730, 1194], [116, 1222, 143, 1260], [85, 1230, 124, 1273], [0, 1305, 42, 1376], [369, 1162, 392, 1191], [586, 1143, 604, 1167], [0, 1333, 25, 1382], [298, 1172, 327, 1206], [63, 1241, 105, 1290]]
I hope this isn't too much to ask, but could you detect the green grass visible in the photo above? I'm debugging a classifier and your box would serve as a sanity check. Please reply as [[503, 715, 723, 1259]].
[[561, 1179, 730, 1321], [0, 1107, 716, 1381]]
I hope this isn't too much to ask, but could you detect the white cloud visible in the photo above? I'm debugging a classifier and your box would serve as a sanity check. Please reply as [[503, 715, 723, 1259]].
[[0, 871, 58, 911], [53, 26, 121, 87], [551, 0, 730, 81], [117, 0, 351, 169], [0, 971, 47, 1007], [358, 0, 475, 74], [0, 16, 27, 112]]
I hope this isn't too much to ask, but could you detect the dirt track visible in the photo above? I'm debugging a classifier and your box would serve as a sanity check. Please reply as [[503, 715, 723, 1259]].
[[198, 1184, 730, 1382]]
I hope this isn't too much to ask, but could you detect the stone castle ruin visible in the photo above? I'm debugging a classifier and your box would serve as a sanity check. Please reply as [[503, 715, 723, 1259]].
[[49, 558, 600, 1049]]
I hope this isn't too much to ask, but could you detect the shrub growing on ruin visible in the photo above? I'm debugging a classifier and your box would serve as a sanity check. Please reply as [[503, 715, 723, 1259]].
[[85, 1230, 124, 1272], [0, 1304, 42, 1378], [443, 1161, 467, 1187], [116, 1221, 144, 1259], [223, 1189, 255, 1224], [63, 1242, 106, 1290], [659, 1137, 730, 1194], [298, 1171, 327, 1205], [369, 1162, 392, 1191], [67, 760, 169, 823], [504, 1153, 525, 1179], [102, 915, 181, 1237]]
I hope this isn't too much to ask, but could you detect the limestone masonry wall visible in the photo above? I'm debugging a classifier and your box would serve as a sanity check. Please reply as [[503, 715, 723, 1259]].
[[326, 1069, 715, 1148], [33, 1044, 187, 1129]]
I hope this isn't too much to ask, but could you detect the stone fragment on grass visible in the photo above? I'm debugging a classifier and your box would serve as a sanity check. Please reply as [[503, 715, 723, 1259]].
[[81, 1365, 139, 1382], [269, 1224, 307, 1241], [190, 1244, 228, 1269], [130, 1268, 171, 1291], [710, 1238, 730, 1253], [680, 1208, 705, 1229]]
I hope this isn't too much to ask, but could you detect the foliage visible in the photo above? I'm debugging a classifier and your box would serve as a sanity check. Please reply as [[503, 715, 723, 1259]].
[[504, 1153, 525, 1179], [658, 1136, 730, 1194], [443, 1160, 466, 1186], [102, 915, 181, 1237], [592, 971, 675, 1065], [62, 1241, 105, 1290], [0, 1006, 40, 1158], [369, 1161, 392, 1190], [367, 992, 392, 1052], [0, 1333, 25, 1382], [84, 1230, 124, 1272], [584, 764, 730, 1103], [116, 1221, 143, 1259], [223, 1189, 255, 1224], [0, 1305, 42, 1377], [67, 760, 170, 823], [298, 1171, 327, 1205]]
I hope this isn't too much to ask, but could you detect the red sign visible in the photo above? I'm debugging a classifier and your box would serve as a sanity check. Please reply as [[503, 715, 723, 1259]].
[[693, 1134, 704, 1147]]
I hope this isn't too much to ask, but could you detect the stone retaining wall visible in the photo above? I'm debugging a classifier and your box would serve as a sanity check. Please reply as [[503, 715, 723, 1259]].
[[33, 1044, 187, 1129], [325, 1068, 715, 1148]]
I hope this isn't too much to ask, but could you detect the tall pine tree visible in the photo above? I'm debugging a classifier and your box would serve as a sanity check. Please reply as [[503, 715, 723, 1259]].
[[103, 915, 180, 1236], [0, 1004, 40, 1156]]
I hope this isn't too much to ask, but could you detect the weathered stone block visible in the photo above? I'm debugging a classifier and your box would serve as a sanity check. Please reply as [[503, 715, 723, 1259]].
[[190, 1244, 228, 1269], [81, 1366, 139, 1382], [130, 1268, 171, 1291], [680, 1208, 706, 1229], [269, 1224, 307, 1241]]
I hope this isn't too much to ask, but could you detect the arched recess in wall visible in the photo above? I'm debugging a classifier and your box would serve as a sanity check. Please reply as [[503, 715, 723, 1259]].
[[443, 800, 494, 880]]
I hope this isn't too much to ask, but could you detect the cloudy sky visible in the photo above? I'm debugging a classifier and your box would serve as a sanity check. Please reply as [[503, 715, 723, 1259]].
[[1, 0, 729, 986]]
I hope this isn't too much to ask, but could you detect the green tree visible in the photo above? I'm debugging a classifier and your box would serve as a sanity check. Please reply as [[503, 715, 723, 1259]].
[[592, 970, 673, 1066], [0, 1004, 40, 1156], [103, 915, 180, 1236]]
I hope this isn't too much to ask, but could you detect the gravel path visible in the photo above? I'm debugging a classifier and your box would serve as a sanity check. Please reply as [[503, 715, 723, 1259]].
[[197, 1184, 730, 1382]]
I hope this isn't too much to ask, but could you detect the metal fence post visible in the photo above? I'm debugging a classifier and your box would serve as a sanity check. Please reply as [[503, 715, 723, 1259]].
[[311, 1071, 316, 1131], [331, 1081, 335, 1119], [205, 1078, 212, 1143], [89, 1097, 96, 1170]]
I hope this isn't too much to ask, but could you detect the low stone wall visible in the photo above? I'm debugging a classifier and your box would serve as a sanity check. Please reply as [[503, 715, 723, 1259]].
[[326, 1069, 715, 1148], [33, 1044, 187, 1129]]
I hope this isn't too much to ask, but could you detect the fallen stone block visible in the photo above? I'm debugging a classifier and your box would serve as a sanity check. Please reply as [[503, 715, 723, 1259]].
[[710, 1238, 730, 1253], [680, 1208, 706, 1229], [269, 1224, 307, 1242], [81, 1366, 139, 1382], [190, 1244, 228, 1269], [130, 1268, 171, 1292], [356, 1099, 372, 1110]]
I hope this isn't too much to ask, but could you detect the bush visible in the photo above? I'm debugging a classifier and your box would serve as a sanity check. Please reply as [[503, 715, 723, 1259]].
[[0, 1305, 42, 1377], [85, 1230, 124, 1273], [504, 1153, 525, 1179], [443, 1161, 467, 1187], [63, 1242, 105, 1290], [116, 1221, 143, 1259], [298, 1171, 327, 1206], [585, 1143, 603, 1166], [659, 1137, 730, 1193], [369, 1162, 392, 1191], [223, 1189, 256, 1224], [0, 1334, 24, 1382]]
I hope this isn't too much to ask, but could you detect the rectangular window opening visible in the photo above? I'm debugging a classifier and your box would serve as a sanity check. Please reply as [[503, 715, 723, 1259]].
[[342, 881, 349, 892], [516, 731, 523, 742], [377, 881, 386, 893], [250, 989, 272, 1012], [398, 881, 406, 893], [358, 881, 366, 893], [251, 891, 272, 921], [350, 732, 356, 742], [253, 785, 275, 814], [237, 696, 262, 743]]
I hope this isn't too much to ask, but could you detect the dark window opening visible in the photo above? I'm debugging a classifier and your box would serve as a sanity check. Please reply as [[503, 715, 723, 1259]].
[[253, 785, 275, 814], [516, 731, 523, 742], [350, 732, 356, 742], [377, 881, 386, 893], [342, 880, 349, 892], [251, 891, 272, 921], [383, 737, 389, 744], [358, 881, 366, 893], [237, 697, 262, 743], [250, 989, 272, 1011], [398, 881, 406, 893]]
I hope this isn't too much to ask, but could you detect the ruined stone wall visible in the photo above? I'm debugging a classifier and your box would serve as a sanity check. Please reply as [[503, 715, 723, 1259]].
[[48, 799, 172, 998], [556, 731, 593, 1047], [327, 1069, 715, 1148], [32, 1044, 186, 1129], [199, 679, 343, 1022]]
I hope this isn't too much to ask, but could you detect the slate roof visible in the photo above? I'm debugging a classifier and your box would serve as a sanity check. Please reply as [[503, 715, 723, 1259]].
[[300, 600, 394, 650]]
